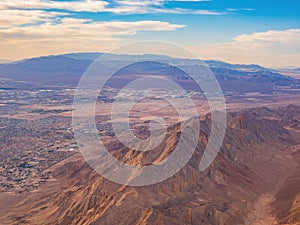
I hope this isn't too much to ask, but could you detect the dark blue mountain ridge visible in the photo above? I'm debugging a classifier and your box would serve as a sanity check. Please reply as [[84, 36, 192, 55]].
[[0, 53, 299, 92]]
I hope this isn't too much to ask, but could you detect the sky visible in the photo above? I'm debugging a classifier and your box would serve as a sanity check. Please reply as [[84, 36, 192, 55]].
[[0, 0, 299, 67]]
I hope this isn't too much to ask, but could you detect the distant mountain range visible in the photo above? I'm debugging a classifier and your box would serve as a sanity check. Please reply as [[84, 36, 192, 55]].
[[63, 52, 269, 71], [0, 53, 299, 93]]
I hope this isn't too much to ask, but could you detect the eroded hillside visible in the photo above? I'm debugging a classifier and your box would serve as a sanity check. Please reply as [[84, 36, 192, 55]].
[[0, 106, 300, 225]]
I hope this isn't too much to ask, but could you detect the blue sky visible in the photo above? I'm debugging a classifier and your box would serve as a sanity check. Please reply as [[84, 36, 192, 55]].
[[0, 0, 299, 66]]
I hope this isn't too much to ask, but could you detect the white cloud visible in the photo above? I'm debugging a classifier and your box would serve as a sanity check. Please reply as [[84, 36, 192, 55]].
[[114, 0, 210, 7], [0, 1, 193, 59], [227, 8, 254, 12], [234, 29, 300, 46], [195, 29, 300, 67], [0, 18, 185, 39], [0, 18, 185, 59], [0, 0, 109, 12], [0, 0, 223, 14], [110, 0, 223, 15], [115, 0, 163, 7], [193, 9, 223, 15], [133, 7, 222, 15], [0, 9, 66, 27]]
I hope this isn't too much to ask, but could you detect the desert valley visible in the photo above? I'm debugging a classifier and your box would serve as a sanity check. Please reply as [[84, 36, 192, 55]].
[[0, 53, 299, 224]]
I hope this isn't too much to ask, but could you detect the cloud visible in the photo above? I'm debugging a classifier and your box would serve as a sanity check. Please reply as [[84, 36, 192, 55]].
[[0, 9, 66, 27], [110, 0, 224, 15], [0, 1, 194, 59], [0, 18, 185, 59], [132, 7, 222, 15], [0, 0, 223, 14], [226, 8, 254, 12], [192, 9, 223, 15], [115, 0, 163, 7], [234, 29, 300, 46], [196, 29, 300, 67], [0, 0, 109, 12], [0, 18, 185, 39], [114, 0, 211, 6]]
